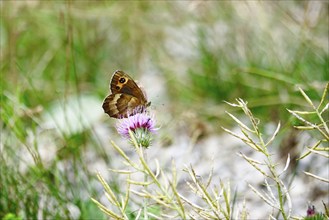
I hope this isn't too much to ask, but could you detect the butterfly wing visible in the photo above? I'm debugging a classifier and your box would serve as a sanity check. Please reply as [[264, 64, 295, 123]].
[[110, 70, 147, 103], [102, 93, 145, 118]]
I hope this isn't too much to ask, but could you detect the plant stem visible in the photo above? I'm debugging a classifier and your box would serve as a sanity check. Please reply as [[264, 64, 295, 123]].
[[142, 146, 149, 220]]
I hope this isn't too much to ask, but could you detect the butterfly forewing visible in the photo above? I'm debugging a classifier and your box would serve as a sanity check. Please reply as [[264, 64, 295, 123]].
[[110, 70, 147, 102]]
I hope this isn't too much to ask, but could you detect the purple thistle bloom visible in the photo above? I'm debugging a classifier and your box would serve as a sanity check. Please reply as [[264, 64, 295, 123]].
[[306, 205, 316, 217], [116, 111, 156, 148]]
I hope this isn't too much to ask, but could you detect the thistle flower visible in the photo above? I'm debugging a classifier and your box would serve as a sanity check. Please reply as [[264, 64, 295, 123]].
[[116, 111, 156, 148], [306, 205, 316, 217]]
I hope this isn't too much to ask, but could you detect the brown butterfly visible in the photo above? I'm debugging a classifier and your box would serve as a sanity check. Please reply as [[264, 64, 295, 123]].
[[102, 70, 150, 118]]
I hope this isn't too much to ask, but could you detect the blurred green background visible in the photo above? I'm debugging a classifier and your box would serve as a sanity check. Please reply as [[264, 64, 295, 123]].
[[1, 1, 328, 219]]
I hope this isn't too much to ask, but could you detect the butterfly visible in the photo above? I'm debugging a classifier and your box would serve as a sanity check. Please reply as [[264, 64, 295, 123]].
[[102, 70, 150, 118]]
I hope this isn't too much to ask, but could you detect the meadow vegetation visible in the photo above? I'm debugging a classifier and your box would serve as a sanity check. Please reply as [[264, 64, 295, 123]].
[[1, 1, 328, 219]]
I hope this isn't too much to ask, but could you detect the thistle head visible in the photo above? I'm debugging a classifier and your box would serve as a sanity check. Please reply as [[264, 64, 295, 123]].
[[116, 110, 156, 148]]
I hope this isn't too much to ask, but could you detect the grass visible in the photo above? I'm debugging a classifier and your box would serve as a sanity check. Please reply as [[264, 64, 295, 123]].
[[1, 1, 328, 219]]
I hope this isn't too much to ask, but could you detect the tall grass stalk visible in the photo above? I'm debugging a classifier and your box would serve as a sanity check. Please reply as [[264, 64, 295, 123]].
[[222, 98, 291, 219], [288, 83, 329, 183]]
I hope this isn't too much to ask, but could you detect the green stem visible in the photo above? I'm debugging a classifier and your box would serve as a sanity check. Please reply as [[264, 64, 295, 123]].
[[142, 147, 148, 220]]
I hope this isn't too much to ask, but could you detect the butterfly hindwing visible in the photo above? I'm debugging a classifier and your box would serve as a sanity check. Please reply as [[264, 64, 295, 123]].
[[102, 92, 144, 118]]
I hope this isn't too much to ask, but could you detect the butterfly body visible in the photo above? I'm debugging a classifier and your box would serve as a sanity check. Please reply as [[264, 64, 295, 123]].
[[102, 70, 149, 118]]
